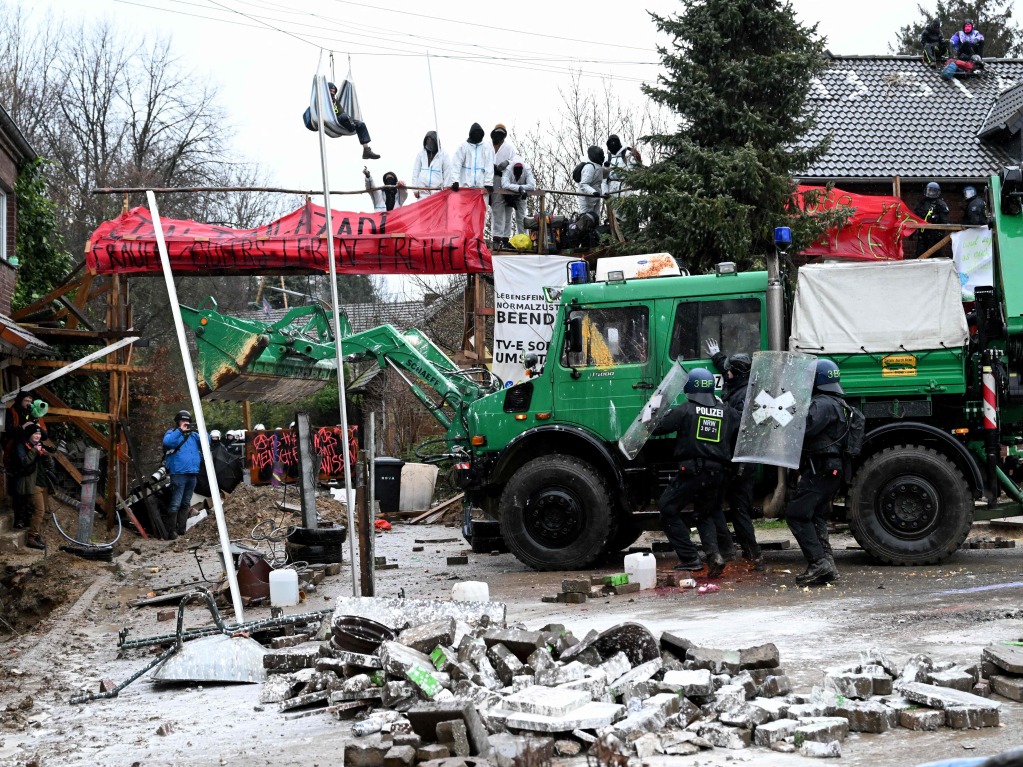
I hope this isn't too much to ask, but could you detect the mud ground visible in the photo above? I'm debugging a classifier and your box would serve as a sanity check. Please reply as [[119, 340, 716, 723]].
[[1, 512, 1022, 767]]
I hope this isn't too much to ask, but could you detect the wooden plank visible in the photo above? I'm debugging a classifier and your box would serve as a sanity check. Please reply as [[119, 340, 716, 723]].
[[20, 359, 150, 374], [10, 266, 86, 321], [409, 493, 464, 525], [46, 407, 114, 422], [919, 234, 952, 260]]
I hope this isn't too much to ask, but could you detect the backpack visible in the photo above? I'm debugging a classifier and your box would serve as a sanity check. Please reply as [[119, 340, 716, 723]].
[[571, 161, 589, 184], [841, 403, 866, 483]]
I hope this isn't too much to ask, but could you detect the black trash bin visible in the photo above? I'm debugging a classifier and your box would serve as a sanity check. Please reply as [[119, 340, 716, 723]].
[[374, 457, 405, 515]]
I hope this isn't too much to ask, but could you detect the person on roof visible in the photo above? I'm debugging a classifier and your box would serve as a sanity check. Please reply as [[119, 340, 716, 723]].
[[921, 18, 949, 66], [577, 145, 605, 226], [490, 124, 519, 249], [364, 168, 407, 211], [602, 134, 640, 198], [913, 181, 950, 257], [500, 156, 537, 237], [327, 81, 379, 160], [447, 123, 495, 194], [940, 54, 983, 80], [963, 185, 989, 226], [411, 131, 448, 199], [951, 19, 985, 59]]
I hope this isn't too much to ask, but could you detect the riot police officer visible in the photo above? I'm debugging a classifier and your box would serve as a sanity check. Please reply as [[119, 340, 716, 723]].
[[654, 368, 739, 578], [787, 359, 847, 586], [963, 186, 989, 226], [706, 346, 765, 571]]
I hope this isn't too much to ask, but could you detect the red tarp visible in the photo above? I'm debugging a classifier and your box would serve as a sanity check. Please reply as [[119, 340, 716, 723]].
[[86, 188, 491, 274], [796, 185, 925, 261]]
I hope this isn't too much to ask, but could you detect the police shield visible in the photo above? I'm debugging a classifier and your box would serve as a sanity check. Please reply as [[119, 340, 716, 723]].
[[733, 351, 817, 469], [618, 360, 689, 460]]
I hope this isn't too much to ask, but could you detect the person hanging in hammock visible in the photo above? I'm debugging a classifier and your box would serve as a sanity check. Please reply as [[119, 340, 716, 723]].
[[328, 81, 379, 160]]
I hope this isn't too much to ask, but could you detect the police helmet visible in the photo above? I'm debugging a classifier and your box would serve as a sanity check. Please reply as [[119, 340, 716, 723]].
[[175, 409, 192, 423], [725, 353, 752, 376], [254, 423, 266, 431], [925, 181, 941, 199], [963, 185, 977, 200], [814, 359, 844, 394], [683, 367, 718, 406], [210, 429, 221, 441]]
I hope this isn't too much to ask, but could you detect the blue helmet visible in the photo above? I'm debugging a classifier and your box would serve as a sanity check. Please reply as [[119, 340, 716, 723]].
[[684, 367, 717, 406], [814, 359, 844, 394]]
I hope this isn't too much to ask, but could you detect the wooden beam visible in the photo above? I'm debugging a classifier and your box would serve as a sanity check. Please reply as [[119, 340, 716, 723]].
[[20, 359, 150, 374], [10, 266, 87, 321], [919, 234, 952, 260], [21, 378, 110, 448], [2, 336, 138, 402], [15, 327, 139, 343], [46, 407, 114, 422]]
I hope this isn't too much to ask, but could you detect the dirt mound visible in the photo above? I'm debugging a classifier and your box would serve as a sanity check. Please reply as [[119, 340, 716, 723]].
[[0, 552, 95, 635]]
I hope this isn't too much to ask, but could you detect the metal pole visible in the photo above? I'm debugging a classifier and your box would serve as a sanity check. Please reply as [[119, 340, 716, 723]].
[[357, 456, 374, 596], [368, 412, 376, 578], [426, 50, 439, 134], [147, 190, 245, 622], [313, 62, 359, 595], [76, 447, 101, 544], [295, 412, 318, 530]]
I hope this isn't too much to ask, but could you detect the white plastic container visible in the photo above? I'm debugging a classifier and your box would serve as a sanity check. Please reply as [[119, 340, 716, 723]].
[[399, 463, 440, 512], [624, 552, 657, 590], [269, 568, 299, 607], [452, 581, 490, 602]]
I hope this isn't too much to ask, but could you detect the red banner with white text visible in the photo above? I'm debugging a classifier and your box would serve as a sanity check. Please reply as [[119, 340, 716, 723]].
[[86, 188, 491, 274], [796, 185, 925, 261]]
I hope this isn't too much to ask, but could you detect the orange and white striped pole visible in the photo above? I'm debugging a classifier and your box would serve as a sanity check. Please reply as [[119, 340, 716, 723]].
[[982, 352, 1000, 505]]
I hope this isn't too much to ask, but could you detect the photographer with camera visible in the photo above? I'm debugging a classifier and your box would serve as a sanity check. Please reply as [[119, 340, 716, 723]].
[[11, 423, 50, 550]]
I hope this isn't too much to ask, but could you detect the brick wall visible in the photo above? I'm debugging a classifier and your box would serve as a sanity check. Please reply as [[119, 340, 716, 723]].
[[0, 261, 14, 316], [0, 133, 18, 314]]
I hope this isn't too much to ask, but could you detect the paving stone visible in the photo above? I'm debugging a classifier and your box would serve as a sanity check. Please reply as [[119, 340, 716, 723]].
[[501, 685, 589, 717], [333, 596, 506, 632], [794, 717, 849, 744], [990, 674, 1023, 702], [611, 582, 640, 595], [643, 692, 682, 718], [834, 699, 897, 733], [731, 670, 759, 699], [754, 718, 798, 746], [698, 721, 751, 749], [553, 739, 581, 756], [799, 740, 842, 758], [772, 741, 797, 753], [380, 642, 435, 676], [973, 679, 992, 698], [658, 669, 713, 696], [860, 648, 901, 679], [263, 651, 318, 672], [392, 732, 421, 748], [659, 632, 695, 660], [415, 745, 450, 762], [470, 656, 503, 691], [720, 702, 773, 728], [861, 667, 893, 696], [928, 668, 975, 692], [878, 695, 914, 711], [687, 646, 741, 675], [712, 684, 747, 712], [608, 658, 662, 696], [556, 592, 587, 604], [484, 701, 625, 733], [738, 643, 780, 670], [525, 647, 555, 675], [483, 628, 544, 663], [712, 673, 732, 690], [450, 680, 502, 710], [406, 701, 490, 756], [381, 682, 416, 708], [562, 578, 591, 594], [488, 734, 554, 767], [558, 672, 610, 703], [398, 619, 457, 655], [435, 720, 470, 757], [824, 672, 873, 699], [676, 697, 702, 728], [633, 732, 662, 758], [487, 644, 525, 687], [899, 654, 933, 684], [344, 738, 389, 767], [572, 728, 598, 744], [611, 708, 666, 742], [382, 745, 416, 767], [511, 675, 534, 692], [899, 708, 945, 731], [749, 696, 790, 721], [759, 674, 792, 698], [598, 651, 631, 682], [535, 661, 588, 687], [982, 645, 1023, 675], [260, 675, 301, 704], [899, 681, 1001, 728], [660, 731, 701, 756]]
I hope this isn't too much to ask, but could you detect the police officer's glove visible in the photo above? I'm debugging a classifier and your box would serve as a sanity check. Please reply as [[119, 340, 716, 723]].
[[592, 191, 602, 198], [450, 182, 459, 192], [705, 338, 720, 356]]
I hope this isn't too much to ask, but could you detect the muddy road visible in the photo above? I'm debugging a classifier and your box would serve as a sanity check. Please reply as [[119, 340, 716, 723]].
[[2, 520, 1022, 766]]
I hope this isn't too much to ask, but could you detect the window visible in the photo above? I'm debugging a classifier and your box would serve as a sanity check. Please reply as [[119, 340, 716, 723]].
[[0, 188, 6, 263], [669, 298, 762, 361], [562, 306, 648, 368]]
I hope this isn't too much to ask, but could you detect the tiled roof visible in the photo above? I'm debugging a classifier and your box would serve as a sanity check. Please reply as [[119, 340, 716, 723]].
[[0, 313, 52, 356], [238, 299, 428, 335], [979, 80, 1023, 139], [795, 55, 1023, 179]]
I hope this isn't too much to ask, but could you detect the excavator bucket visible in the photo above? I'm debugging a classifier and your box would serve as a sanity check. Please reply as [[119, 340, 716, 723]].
[[180, 300, 348, 403]]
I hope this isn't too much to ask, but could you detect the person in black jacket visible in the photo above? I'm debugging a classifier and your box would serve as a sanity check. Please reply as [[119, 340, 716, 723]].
[[787, 359, 847, 586], [707, 345, 765, 570], [914, 182, 950, 258], [963, 186, 989, 226], [921, 18, 949, 66], [12, 424, 48, 549], [653, 368, 739, 578]]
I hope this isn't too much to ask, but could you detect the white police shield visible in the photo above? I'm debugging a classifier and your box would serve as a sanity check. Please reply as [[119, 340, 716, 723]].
[[733, 351, 817, 469], [618, 360, 689, 460]]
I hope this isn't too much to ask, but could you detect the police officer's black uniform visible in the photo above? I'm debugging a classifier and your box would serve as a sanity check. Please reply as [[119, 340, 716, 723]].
[[787, 390, 846, 584], [654, 376, 739, 576], [964, 195, 988, 226]]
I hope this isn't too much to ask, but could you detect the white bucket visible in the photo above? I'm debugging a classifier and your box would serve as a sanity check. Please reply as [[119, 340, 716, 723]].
[[624, 552, 657, 590], [269, 568, 299, 607], [452, 581, 489, 602]]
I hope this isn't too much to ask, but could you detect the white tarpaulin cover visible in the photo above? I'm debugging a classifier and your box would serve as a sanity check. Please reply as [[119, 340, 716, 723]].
[[789, 260, 969, 354]]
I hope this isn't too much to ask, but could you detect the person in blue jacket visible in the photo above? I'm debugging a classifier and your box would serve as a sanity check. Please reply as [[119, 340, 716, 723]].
[[163, 409, 201, 540], [950, 19, 985, 59]]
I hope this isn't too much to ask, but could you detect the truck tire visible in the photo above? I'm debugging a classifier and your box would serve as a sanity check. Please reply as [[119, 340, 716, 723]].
[[603, 520, 644, 557], [499, 455, 614, 571], [287, 524, 347, 547], [848, 445, 973, 565]]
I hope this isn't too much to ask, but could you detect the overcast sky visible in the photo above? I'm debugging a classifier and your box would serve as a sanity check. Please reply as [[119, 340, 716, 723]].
[[35, 0, 931, 209]]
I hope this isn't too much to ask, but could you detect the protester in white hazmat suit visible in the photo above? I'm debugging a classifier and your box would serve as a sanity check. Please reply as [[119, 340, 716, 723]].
[[446, 123, 495, 192], [602, 134, 639, 198], [500, 156, 536, 236], [364, 168, 407, 211], [411, 131, 448, 199], [489, 123, 518, 248], [577, 145, 605, 223]]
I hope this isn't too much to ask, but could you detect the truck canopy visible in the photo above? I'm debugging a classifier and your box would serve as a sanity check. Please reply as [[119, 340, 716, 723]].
[[789, 260, 969, 354]]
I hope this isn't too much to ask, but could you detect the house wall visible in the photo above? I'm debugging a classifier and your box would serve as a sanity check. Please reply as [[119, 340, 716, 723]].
[[0, 130, 20, 316]]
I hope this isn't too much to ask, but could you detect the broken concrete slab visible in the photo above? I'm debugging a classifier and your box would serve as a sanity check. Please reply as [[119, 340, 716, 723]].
[[982, 645, 1023, 675], [899, 681, 1001, 728], [643, 692, 682, 718], [794, 717, 849, 744], [487, 644, 525, 687], [687, 646, 741, 675], [344, 737, 390, 767], [754, 718, 798, 746], [738, 643, 780, 670], [719, 702, 773, 728], [501, 686, 589, 717], [799, 740, 842, 759], [659, 631, 695, 660], [658, 668, 713, 696], [380, 642, 435, 676], [436, 720, 470, 757], [415, 745, 451, 762], [482, 629, 543, 663], [899, 708, 945, 731], [598, 651, 631, 682], [333, 596, 506, 632], [833, 699, 897, 733], [823, 672, 872, 700], [898, 654, 933, 684], [632, 732, 662, 758], [659, 730, 701, 756], [398, 619, 456, 655], [927, 668, 974, 692], [748, 696, 789, 721], [407, 701, 490, 756], [535, 660, 587, 687], [990, 674, 1023, 702], [860, 648, 901, 679], [382, 745, 416, 767], [485, 701, 625, 733], [698, 721, 751, 749], [608, 658, 662, 696], [488, 733, 554, 767]]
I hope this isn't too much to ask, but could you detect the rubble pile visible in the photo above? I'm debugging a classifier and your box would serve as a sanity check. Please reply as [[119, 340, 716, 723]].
[[258, 596, 1010, 765], [982, 644, 1023, 702]]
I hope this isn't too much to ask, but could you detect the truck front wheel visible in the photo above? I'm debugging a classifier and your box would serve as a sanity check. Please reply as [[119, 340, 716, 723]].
[[499, 456, 614, 571], [848, 445, 973, 565]]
